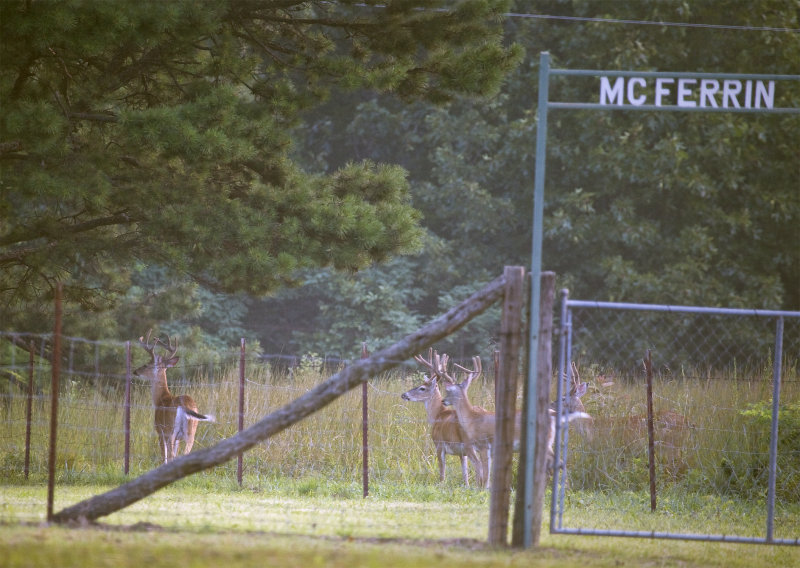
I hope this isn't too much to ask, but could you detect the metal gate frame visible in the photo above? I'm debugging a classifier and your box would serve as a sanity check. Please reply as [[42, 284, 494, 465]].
[[552, 295, 800, 545], [523, 51, 800, 547]]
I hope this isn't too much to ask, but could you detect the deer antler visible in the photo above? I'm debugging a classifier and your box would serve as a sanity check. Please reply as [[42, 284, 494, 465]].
[[139, 330, 178, 360], [156, 335, 179, 360], [453, 356, 482, 386], [571, 361, 581, 389], [139, 329, 157, 354], [435, 352, 460, 385], [413, 348, 435, 373]]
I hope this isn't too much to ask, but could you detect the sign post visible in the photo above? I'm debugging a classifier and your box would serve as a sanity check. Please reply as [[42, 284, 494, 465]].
[[522, 51, 800, 548]]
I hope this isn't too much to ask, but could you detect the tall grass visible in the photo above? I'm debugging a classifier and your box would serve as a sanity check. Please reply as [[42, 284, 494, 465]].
[[566, 362, 800, 503], [2, 356, 798, 506], [1, 359, 488, 486]]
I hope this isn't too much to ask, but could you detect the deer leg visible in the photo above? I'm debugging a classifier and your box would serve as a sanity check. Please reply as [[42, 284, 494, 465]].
[[473, 446, 488, 488], [169, 435, 180, 461], [460, 455, 470, 487], [484, 443, 493, 489], [466, 445, 487, 488], [160, 433, 169, 464], [436, 443, 446, 482], [170, 407, 189, 460], [155, 422, 169, 464], [183, 420, 198, 455]]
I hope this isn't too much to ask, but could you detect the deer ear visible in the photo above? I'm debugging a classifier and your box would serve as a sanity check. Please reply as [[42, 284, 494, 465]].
[[165, 356, 179, 368], [574, 382, 588, 398]]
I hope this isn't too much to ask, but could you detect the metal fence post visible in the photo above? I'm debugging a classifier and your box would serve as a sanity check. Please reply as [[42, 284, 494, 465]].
[[124, 341, 131, 475], [766, 316, 784, 542], [362, 342, 369, 498], [24, 340, 34, 479], [550, 288, 570, 529], [238, 338, 246, 486], [645, 350, 657, 512], [46, 282, 62, 522]]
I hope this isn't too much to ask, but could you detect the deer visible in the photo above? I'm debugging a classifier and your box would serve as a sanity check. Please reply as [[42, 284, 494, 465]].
[[438, 355, 499, 487], [400, 349, 489, 487], [441, 356, 591, 487], [134, 330, 215, 464], [550, 362, 592, 440]]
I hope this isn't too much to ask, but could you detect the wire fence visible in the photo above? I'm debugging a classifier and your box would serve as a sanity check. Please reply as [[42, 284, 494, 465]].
[[2, 296, 800, 545], [0, 333, 453, 483]]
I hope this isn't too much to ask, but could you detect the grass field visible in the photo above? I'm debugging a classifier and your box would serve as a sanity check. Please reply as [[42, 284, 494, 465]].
[[2, 482, 800, 568], [2, 348, 799, 566]]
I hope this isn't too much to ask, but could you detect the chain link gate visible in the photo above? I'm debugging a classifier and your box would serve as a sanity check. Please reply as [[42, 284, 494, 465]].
[[550, 291, 800, 545]]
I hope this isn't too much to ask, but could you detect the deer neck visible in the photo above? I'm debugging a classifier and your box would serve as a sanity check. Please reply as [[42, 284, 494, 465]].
[[448, 388, 492, 443], [423, 385, 446, 424], [150, 368, 173, 406], [448, 391, 476, 426]]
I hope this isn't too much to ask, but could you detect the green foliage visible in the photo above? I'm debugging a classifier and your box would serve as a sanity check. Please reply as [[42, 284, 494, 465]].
[[3, 0, 798, 365], [273, 0, 798, 357], [0, 0, 519, 340], [731, 401, 800, 500]]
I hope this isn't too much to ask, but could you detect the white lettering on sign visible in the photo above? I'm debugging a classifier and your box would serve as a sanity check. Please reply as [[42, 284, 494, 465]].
[[655, 78, 674, 106], [598, 77, 775, 108], [628, 77, 646, 106]]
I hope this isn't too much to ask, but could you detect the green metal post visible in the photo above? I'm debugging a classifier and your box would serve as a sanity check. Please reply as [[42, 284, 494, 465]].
[[523, 51, 550, 548]]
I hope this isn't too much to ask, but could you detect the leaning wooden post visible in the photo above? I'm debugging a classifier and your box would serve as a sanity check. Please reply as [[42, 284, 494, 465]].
[[46, 282, 63, 522], [237, 338, 246, 486], [52, 274, 507, 524], [488, 266, 525, 546], [512, 271, 555, 547], [24, 340, 35, 479], [361, 342, 369, 498]]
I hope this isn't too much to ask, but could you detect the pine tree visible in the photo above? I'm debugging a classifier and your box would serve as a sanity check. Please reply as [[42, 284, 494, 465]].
[[0, 0, 521, 332]]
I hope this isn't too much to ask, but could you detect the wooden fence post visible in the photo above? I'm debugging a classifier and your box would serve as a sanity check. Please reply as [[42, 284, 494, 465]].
[[512, 271, 555, 547], [488, 266, 525, 546]]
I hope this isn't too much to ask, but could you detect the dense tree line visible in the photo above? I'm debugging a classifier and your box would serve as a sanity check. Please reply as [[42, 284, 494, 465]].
[[0, 0, 519, 360], [2, 1, 797, 367], [259, 0, 800, 359]]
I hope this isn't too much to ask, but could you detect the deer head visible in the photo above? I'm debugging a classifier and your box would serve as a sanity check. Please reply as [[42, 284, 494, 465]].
[[133, 329, 179, 377], [440, 355, 482, 408]]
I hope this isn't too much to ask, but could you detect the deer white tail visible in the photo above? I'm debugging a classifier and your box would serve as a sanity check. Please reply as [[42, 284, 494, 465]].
[[185, 408, 215, 422]]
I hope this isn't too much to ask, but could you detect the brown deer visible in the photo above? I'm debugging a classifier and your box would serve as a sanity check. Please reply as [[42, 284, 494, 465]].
[[401, 350, 489, 487], [550, 362, 592, 439], [441, 356, 591, 486], [134, 330, 214, 464]]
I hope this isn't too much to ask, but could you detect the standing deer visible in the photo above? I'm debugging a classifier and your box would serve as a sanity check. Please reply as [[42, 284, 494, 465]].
[[439, 355, 499, 487], [134, 330, 214, 464], [550, 362, 591, 440], [401, 350, 489, 487], [441, 356, 591, 487]]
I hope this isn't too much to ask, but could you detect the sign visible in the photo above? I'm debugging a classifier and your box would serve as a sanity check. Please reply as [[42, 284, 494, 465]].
[[600, 76, 775, 109]]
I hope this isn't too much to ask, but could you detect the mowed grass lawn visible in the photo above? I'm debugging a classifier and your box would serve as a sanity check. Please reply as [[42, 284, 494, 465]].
[[2, 482, 799, 568]]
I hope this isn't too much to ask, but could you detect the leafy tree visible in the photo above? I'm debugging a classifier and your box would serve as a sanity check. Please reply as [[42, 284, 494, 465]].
[[274, 0, 798, 358], [0, 0, 521, 342]]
